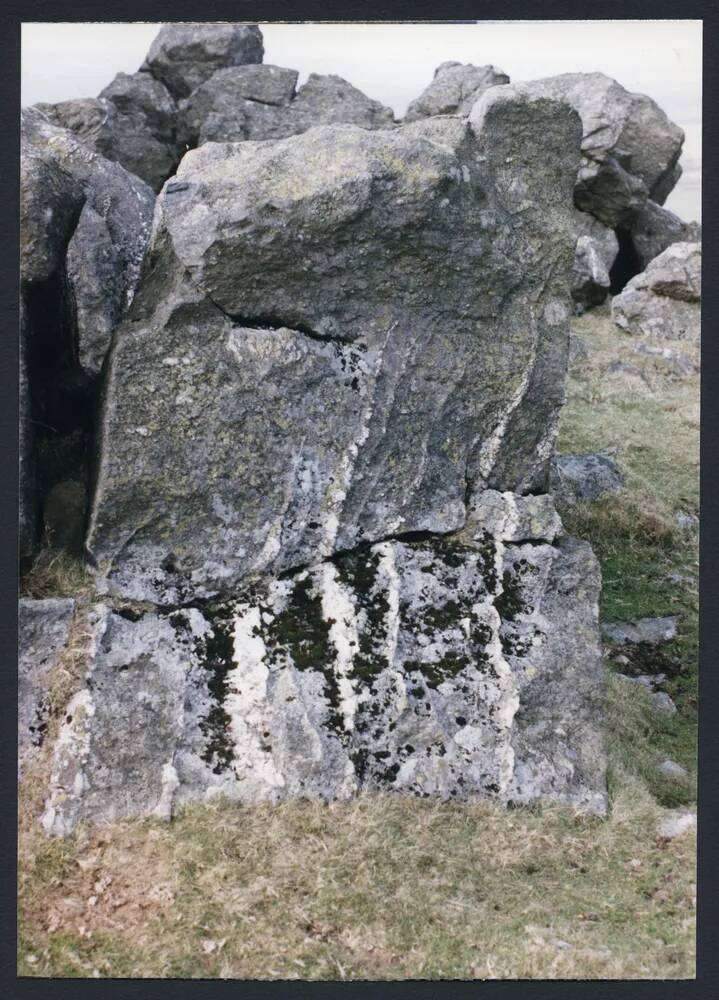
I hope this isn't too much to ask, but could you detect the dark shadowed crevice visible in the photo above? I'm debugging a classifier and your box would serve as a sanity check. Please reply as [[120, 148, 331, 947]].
[[609, 227, 643, 294], [206, 294, 357, 348]]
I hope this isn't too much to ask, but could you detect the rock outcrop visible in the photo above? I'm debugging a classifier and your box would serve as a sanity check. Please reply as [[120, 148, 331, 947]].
[[612, 242, 701, 341], [571, 210, 619, 312], [178, 68, 395, 147], [88, 86, 582, 604], [141, 22, 264, 100], [41, 506, 606, 834], [18, 598, 76, 774], [404, 61, 509, 121]]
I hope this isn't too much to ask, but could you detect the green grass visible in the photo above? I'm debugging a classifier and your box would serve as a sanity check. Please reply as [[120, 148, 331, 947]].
[[18, 307, 698, 980]]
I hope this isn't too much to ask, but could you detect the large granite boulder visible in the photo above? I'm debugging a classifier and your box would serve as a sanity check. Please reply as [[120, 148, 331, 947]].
[[141, 22, 264, 100], [627, 198, 701, 271], [571, 210, 619, 312], [21, 107, 155, 377], [87, 85, 583, 604], [404, 61, 509, 121], [612, 242, 701, 341], [18, 598, 75, 775], [178, 68, 394, 147], [41, 498, 605, 834], [528, 73, 684, 228]]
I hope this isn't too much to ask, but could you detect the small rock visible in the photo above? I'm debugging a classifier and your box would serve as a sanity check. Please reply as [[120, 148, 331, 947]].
[[657, 759, 688, 779], [634, 341, 696, 377], [550, 452, 624, 507], [602, 615, 678, 646], [652, 691, 677, 715], [658, 811, 696, 839], [615, 673, 665, 690], [676, 512, 699, 530]]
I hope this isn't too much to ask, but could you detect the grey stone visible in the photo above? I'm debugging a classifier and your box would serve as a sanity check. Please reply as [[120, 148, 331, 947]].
[[41, 522, 605, 834], [628, 198, 700, 271], [657, 759, 688, 779], [615, 673, 666, 690], [612, 242, 701, 342], [88, 86, 582, 604], [633, 341, 696, 377], [676, 511, 699, 530], [21, 107, 156, 377], [142, 22, 264, 100], [571, 210, 619, 312], [658, 810, 696, 839], [527, 72, 684, 228], [602, 615, 678, 646], [550, 453, 624, 507], [404, 61, 509, 121], [18, 597, 75, 775], [179, 69, 394, 147]]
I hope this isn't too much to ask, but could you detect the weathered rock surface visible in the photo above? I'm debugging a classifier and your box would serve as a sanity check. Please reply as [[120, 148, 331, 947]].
[[179, 69, 394, 146], [41, 511, 605, 834], [528, 73, 684, 228], [18, 598, 75, 774], [550, 453, 624, 507], [628, 199, 701, 272], [142, 22, 264, 100], [87, 87, 582, 604], [571, 210, 619, 312], [612, 242, 701, 341], [21, 107, 156, 376], [633, 341, 697, 377], [404, 61, 509, 121], [658, 810, 696, 839], [602, 615, 678, 646]]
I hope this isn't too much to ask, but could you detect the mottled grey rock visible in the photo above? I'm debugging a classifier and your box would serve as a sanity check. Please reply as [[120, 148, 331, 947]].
[[101, 72, 179, 190], [616, 673, 666, 690], [142, 22, 264, 100], [88, 86, 582, 604], [633, 341, 696, 377], [528, 73, 684, 227], [612, 242, 701, 342], [404, 61, 509, 121], [41, 519, 605, 833], [571, 210, 619, 312], [602, 615, 678, 646], [628, 199, 700, 271], [658, 810, 696, 839], [652, 692, 677, 715], [21, 107, 156, 376], [550, 453, 624, 507], [179, 69, 394, 147], [18, 597, 75, 775], [657, 759, 688, 779]]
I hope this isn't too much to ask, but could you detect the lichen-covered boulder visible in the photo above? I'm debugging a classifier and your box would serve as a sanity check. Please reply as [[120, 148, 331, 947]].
[[87, 85, 582, 603], [404, 61, 509, 121], [41, 498, 605, 834], [178, 68, 394, 147], [571, 210, 619, 312], [612, 242, 701, 341], [21, 107, 155, 376], [528, 73, 684, 228], [628, 198, 701, 271], [141, 22, 264, 100], [18, 598, 75, 775]]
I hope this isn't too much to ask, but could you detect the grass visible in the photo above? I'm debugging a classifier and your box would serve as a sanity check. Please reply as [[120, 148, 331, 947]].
[[17, 307, 698, 980]]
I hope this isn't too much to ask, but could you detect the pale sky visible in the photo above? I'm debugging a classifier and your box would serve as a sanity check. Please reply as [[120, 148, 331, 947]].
[[21, 20, 702, 221]]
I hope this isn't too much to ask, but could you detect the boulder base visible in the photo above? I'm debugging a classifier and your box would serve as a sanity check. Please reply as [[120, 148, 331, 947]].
[[612, 242, 701, 341]]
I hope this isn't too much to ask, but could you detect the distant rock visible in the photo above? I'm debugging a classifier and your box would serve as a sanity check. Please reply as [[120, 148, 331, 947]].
[[602, 615, 678, 646], [571, 210, 619, 312], [179, 68, 394, 146], [528, 72, 684, 228], [142, 22, 264, 100], [612, 242, 701, 341], [658, 810, 696, 839], [633, 341, 696, 377], [404, 61, 509, 121], [657, 759, 688, 779], [550, 453, 624, 507], [675, 512, 699, 531], [18, 598, 75, 775]]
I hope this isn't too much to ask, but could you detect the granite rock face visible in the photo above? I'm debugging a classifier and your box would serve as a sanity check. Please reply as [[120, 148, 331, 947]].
[[41, 503, 605, 834], [88, 86, 582, 604], [612, 242, 701, 341], [571, 210, 619, 312], [142, 22, 264, 100], [179, 69, 394, 147], [404, 61, 509, 121], [18, 598, 76, 774], [528, 73, 684, 228]]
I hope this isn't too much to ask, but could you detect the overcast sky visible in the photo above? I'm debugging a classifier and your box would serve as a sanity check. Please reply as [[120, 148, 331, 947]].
[[21, 20, 702, 221]]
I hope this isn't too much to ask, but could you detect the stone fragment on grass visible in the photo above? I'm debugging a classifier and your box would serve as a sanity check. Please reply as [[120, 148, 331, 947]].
[[652, 691, 677, 715], [657, 759, 688, 779], [658, 810, 696, 839], [549, 453, 624, 508], [633, 342, 696, 377], [18, 598, 76, 774], [602, 615, 678, 646]]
